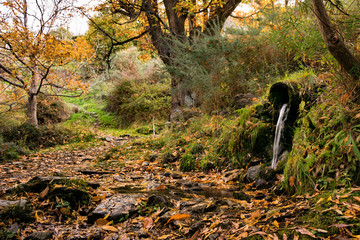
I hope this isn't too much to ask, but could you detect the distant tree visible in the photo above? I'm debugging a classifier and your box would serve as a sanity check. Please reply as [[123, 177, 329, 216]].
[[0, 0, 93, 125], [90, 0, 243, 120]]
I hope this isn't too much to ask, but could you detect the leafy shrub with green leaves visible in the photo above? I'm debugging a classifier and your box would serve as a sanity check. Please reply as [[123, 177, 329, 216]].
[[284, 97, 360, 193]]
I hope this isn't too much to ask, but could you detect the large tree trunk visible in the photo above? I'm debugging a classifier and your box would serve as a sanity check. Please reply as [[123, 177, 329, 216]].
[[311, 0, 359, 78], [143, 0, 242, 120]]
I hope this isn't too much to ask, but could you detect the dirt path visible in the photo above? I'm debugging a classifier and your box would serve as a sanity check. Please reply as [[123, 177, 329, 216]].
[[0, 137, 359, 239]]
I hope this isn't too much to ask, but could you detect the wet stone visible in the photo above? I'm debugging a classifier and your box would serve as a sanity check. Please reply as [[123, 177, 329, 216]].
[[24, 231, 53, 240], [255, 178, 268, 189], [0, 199, 27, 207], [246, 165, 261, 182], [87, 194, 142, 224], [7, 222, 20, 234], [147, 195, 173, 208]]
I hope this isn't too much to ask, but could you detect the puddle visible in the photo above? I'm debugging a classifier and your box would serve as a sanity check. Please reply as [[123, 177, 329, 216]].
[[112, 184, 235, 199]]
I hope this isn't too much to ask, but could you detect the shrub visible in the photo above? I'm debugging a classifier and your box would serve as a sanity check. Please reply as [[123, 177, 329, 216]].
[[106, 80, 170, 126], [0, 123, 94, 150], [284, 97, 360, 193], [215, 108, 272, 167], [37, 95, 69, 125], [0, 142, 28, 162], [180, 153, 196, 172]]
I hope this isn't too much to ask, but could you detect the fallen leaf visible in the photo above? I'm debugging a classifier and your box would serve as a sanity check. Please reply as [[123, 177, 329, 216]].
[[166, 214, 191, 225], [353, 196, 360, 203], [39, 186, 49, 199], [296, 227, 316, 238], [102, 225, 118, 232], [289, 176, 295, 188], [273, 220, 279, 228], [143, 217, 153, 229], [331, 223, 353, 228], [156, 185, 166, 191], [95, 218, 109, 226], [283, 233, 287, 240], [251, 209, 262, 219], [316, 198, 324, 205]]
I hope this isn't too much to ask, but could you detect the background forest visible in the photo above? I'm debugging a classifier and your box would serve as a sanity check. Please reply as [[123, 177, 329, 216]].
[[1, 0, 360, 238]]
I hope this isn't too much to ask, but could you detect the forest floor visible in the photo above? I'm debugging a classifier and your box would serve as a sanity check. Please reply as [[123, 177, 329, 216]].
[[1, 136, 360, 240]]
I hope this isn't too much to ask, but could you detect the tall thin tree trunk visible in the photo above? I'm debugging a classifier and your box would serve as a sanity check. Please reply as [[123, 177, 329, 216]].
[[27, 69, 39, 126], [311, 0, 359, 78], [27, 93, 38, 126]]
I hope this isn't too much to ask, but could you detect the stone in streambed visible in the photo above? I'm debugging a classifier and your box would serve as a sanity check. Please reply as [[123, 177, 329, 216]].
[[87, 194, 142, 224]]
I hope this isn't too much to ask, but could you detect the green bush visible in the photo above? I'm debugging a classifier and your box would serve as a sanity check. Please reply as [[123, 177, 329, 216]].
[[166, 22, 298, 113], [180, 153, 196, 172], [106, 80, 170, 126]]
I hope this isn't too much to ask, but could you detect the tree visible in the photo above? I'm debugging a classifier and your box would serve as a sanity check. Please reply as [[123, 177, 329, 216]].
[[91, 0, 243, 120], [311, 0, 359, 79], [0, 0, 93, 125]]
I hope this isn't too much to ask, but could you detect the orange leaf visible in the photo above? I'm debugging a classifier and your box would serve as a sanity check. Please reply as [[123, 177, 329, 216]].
[[289, 176, 295, 188], [251, 209, 262, 219], [39, 186, 49, 199], [165, 214, 191, 225], [143, 217, 153, 229], [95, 218, 109, 226], [353, 196, 360, 203], [273, 220, 279, 228], [156, 185, 166, 191], [102, 225, 118, 232]]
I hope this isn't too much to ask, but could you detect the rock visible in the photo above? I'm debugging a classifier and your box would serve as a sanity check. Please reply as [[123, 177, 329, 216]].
[[209, 233, 220, 240], [24, 231, 53, 240], [188, 220, 208, 236], [10, 176, 98, 194], [147, 154, 158, 162], [258, 166, 276, 181], [233, 191, 251, 202], [234, 93, 257, 109], [189, 200, 216, 213], [7, 222, 20, 234], [222, 169, 243, 183], [171, 173, 182, 179], [49, 186, 90, 208], [147, 195, 173, 208], [0, 199, 27, 207], [141, 161, 150, 166], [246, 165, 261, 182], [255, 179, 268, 189], [88, 194, 142, 224]]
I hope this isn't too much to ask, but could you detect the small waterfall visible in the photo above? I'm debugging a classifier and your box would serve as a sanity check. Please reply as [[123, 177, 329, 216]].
[[271, 103, 290, 169]]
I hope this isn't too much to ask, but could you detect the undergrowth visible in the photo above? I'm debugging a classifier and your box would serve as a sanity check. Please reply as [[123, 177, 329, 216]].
[[284, 91, 360, 193]]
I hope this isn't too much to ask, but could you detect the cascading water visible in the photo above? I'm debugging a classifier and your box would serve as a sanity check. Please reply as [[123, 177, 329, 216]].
[[271, 103, 290, 169]]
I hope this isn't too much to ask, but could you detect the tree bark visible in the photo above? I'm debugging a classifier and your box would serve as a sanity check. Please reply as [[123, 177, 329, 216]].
[[27, 93, 38, 126], [27, 69, 39, 126], [311, 0, 359, 78]]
